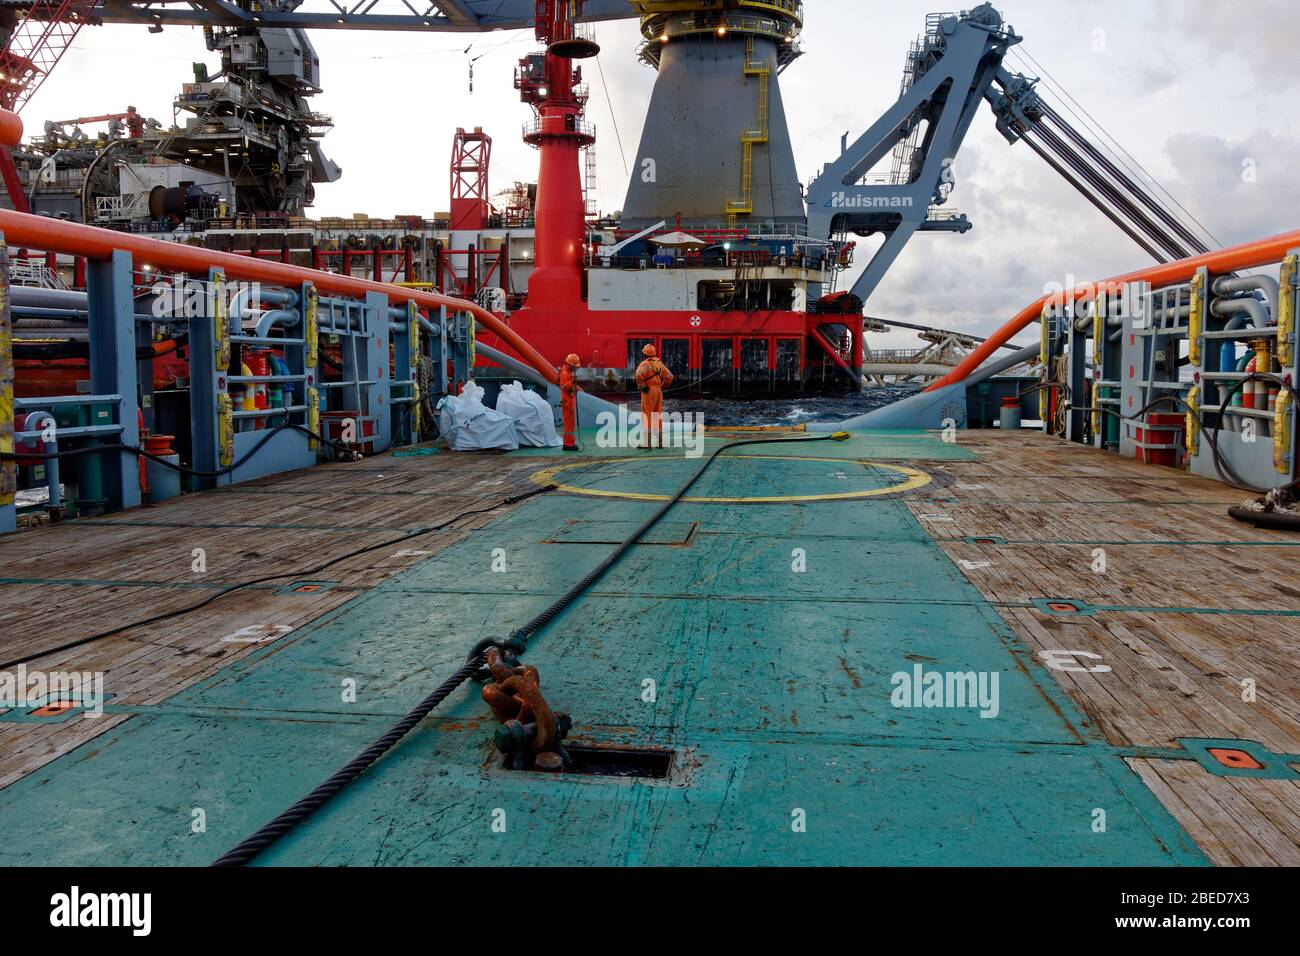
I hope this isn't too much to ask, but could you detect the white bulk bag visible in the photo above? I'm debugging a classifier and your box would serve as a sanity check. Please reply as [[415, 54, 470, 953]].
[[496, 381, 561, 448], [436, 380, 519, 451]]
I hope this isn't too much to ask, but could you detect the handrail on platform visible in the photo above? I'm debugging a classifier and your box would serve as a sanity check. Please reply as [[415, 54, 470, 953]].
[[928, 228, 1300, 392], [0, 209, 559, 385]]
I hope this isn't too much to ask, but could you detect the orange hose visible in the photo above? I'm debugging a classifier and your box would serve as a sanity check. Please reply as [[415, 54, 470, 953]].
[[0, 209, 559, 385], [927, 228, 1300, 391]]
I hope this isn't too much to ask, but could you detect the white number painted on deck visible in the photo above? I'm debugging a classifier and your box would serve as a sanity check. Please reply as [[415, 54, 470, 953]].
[[220, 623, 292, 645], [1039, 650, 1112, 674]]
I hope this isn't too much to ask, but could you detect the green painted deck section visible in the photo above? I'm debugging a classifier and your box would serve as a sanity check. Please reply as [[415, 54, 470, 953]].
[[0, 433, 1206, 866], [506, 428, 979, 461]]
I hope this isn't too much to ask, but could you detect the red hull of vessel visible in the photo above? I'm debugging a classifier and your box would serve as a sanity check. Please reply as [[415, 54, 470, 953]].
[[478, 303, 862, 391]]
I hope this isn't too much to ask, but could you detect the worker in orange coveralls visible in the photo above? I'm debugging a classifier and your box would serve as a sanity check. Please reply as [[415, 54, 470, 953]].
[[559, 353, 581, 451], [635, 344, 675, 449]]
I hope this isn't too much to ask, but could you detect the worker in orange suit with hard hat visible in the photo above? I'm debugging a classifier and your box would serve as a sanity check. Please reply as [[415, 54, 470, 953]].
[[559, 353, 580, 451], [635, 344, 674, 449]]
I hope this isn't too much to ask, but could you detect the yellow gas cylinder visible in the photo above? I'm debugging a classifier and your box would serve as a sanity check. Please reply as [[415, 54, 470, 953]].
[[1251, 339, 1273, 412]]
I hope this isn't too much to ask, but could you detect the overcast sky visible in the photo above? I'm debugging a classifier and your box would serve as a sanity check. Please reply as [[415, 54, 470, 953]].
[[30, 0, 1300, 346]]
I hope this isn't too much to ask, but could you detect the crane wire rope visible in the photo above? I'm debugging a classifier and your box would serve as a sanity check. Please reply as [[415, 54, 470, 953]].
[[1007, 45, 1221, 250], [595, 48, 629, 178]]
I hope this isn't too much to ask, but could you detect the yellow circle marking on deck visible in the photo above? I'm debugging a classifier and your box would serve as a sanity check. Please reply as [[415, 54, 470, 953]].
[[530, 455, 932, 504]]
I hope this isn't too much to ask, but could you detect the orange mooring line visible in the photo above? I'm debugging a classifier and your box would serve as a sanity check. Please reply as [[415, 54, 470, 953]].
[[927, 228, 1300, 392], [0, 208, 560, 385]]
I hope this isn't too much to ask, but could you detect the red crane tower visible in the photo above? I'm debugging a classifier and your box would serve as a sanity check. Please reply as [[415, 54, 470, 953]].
[[450, 126, 492, 231], [0, 0, 99, 211], [514, 0, 598, 311]]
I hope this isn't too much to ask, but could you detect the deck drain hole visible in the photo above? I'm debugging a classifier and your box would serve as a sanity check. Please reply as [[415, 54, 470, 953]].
[[566, 745, 674, 779], [503, 744, 674, 779]]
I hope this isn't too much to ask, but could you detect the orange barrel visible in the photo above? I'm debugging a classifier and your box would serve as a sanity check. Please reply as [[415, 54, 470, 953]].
[[998, 396, 1022, 430], [143, 435, 182, 503]]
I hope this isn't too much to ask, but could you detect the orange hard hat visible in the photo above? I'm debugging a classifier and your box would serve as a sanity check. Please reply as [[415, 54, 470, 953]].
[[565, 353, 580, 366], [642, 344, 657, 357]]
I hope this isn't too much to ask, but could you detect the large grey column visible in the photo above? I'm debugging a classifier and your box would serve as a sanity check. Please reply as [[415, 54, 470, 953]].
[[621, 33, 805, 231]]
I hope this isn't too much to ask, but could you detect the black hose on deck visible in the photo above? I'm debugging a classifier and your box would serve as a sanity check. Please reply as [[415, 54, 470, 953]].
[[210, 430, 852, 867], [0, 484, 558, 673], [1227, 505, 1300, 531]]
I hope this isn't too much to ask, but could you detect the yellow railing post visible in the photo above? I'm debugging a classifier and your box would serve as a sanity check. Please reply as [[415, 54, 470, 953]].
[[304, 282, 320, 450], [408, 300, 422, 442], [0, 231, 14, 530]]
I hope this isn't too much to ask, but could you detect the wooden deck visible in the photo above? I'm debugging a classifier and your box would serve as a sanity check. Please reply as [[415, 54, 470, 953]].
[[1, 428, 1297, 865], [0, 448, 549, 790], [910, 429, 1300, 866]]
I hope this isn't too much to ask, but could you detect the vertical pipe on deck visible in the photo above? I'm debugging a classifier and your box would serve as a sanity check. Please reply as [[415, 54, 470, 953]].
[[85, 250, 141, 511]]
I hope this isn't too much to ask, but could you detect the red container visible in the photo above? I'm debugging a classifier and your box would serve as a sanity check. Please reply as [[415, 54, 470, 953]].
[[1133, 412, 1185, 467], [321, 411, 376, 455]]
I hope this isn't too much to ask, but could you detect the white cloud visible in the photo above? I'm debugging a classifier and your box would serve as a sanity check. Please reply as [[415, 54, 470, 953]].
[[1163, 0, 1300, 86]]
